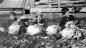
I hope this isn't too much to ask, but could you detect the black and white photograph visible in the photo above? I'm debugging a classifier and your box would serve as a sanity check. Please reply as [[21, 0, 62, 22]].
[[0, 0, 86, 48]]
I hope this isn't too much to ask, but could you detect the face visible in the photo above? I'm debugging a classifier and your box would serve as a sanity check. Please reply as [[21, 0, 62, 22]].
[[65, 11, 70, 16], [25, 22, 28, 25]]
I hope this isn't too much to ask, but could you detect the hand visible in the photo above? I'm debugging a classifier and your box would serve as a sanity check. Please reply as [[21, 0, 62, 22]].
[[38, 23, 43, 26]]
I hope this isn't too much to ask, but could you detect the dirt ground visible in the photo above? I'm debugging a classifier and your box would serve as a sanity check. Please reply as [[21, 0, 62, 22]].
[[0, 13, 86, 48]]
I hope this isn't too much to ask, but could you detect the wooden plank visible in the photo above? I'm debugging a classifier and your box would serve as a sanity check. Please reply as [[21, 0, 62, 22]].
[[34, 1, 85, 8], [30, 8, 86, 13], [35, 4, 84, 8], [0, 8, 24, 11], [61, 4, 84, 7], [24, 0, 31, 9], [30, 8, 62, 12], [30, 0, 35, 8], [35, 0, 85, 5], [0, 0, 24, 8], [0, 11, 11, 15]]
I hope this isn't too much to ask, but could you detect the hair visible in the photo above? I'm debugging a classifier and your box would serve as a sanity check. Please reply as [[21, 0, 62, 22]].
[[61, 7, 69, 15], [35, 15, 38, 18], [35, 14, 43, 18], [24, 9, 30, 14]]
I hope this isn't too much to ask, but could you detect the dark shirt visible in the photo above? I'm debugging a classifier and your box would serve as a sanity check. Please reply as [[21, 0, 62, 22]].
[[20, 19, 29, 22], [19, 19, 29, 27], [34, 19, 45, 24], [59, 15, 77, 28]]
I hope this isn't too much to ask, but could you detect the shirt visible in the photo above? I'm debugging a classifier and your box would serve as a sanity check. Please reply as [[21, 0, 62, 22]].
[[59, 15, 77, 28], [34, 19, 45, 24]]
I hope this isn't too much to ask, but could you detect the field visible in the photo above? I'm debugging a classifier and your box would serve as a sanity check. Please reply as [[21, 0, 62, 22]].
[[0, 13, 86, 48]]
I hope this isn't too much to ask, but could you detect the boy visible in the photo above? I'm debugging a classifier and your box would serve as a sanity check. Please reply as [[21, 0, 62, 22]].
[[59, 7, 77, 30]]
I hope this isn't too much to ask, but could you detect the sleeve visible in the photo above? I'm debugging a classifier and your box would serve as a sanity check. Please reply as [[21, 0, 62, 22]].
[[59, 17, 66, 27], [33, 19, 38, 24], [70, 15, 77, 20], [39, 19, 45, 23]]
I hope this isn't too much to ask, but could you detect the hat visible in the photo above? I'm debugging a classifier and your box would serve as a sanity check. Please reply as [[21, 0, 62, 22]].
[[61, 7, 69, 12], [61, 7, 69, 15]]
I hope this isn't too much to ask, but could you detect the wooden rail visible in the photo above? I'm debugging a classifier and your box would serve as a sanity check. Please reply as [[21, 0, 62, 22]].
[[30, 8, 86, 13], [35, 0, 85, 5]]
